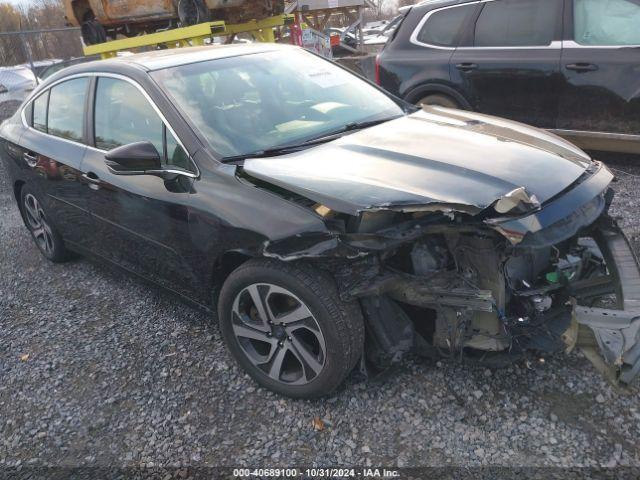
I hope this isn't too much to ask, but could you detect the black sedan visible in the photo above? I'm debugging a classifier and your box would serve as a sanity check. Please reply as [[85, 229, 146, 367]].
[[1, 44, 639, 398]]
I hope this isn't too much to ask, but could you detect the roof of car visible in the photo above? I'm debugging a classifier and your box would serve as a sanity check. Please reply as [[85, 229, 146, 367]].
[[76, 43, 291, 73]]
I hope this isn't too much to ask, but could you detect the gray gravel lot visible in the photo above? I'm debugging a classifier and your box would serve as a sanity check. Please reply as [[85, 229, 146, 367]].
[[1, 107, 640, 468]]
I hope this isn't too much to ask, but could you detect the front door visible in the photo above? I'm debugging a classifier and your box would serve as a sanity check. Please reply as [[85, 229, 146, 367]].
[[558, 0, 640, 135], [450, 0, 564, 128], [18, 77, 96, 250], [81, 75, 200, 297]]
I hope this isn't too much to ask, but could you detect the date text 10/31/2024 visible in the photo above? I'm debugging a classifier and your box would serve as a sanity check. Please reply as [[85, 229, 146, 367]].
[[233, 468, 401, 478]]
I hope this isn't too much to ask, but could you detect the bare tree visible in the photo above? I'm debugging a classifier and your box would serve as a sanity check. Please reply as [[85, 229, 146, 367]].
[[0, 0, 82, 67]]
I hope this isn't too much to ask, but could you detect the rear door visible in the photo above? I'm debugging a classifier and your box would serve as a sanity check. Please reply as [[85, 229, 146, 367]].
[[379, 2, 478, 101], [558, 0, 640, 136], [18, 77, 96, 249], [450, 0, 564, 128]]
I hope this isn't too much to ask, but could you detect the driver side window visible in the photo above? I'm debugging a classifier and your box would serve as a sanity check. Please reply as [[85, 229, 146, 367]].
[[94, 77, 190, 170]]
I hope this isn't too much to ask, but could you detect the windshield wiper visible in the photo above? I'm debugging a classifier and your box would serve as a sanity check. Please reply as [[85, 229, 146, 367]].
[[307, 116, 403, 143], [220, 116, 401, 162]]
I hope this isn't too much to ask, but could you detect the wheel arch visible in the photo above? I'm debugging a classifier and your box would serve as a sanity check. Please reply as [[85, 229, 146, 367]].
[[404, 83, 472, 110], [13, 179, 25, 205], [211, 249, 255, 304], [13, 180, 27, 225]]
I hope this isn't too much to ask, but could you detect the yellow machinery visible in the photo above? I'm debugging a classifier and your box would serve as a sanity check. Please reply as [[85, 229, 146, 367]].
[[84, 14, 295, 59]]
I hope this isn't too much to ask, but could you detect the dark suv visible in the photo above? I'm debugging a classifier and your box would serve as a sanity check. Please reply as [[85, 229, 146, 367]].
[[377, 0, 640, 154]]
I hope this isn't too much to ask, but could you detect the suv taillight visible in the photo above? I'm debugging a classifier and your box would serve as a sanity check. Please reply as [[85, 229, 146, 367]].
[[375, 54, 381, 85]]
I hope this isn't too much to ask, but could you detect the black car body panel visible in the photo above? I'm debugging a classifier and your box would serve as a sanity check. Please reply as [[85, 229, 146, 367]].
[[377, 0, 640, 154], [2, 44, 639, 388], [243, 107, 591, 216]]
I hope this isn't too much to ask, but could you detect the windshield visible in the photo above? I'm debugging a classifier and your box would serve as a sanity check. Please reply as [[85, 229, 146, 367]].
[[152, 48, 404, 158]]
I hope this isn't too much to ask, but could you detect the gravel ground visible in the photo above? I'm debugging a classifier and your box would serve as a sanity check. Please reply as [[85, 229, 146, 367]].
[[1, 108, 640, 469]]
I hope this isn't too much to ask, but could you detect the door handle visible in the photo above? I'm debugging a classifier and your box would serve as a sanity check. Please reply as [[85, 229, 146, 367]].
[[23, 152, 37, 167], [82, 172, 102, 187], [566, 63, 599, 72], [456, 63, 478, 72]]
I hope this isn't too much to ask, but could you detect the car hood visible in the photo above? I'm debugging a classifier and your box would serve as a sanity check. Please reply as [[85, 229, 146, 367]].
[[243, 107, 593, 216]]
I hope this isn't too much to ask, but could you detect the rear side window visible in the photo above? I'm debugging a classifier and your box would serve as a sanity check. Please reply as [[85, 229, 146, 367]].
[[47, 78, 88, 142], [32, 91, 48, 133], [574, 0, 640, 46], [416, 4, 476, 47], [474, 0, 559, 47]]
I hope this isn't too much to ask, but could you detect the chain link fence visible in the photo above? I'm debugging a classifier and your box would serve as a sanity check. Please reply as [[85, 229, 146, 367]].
[[0, 27, 84, 123]]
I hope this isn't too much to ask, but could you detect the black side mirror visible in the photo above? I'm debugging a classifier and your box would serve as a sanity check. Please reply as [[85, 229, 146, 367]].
[[105, 141, 162, 174]]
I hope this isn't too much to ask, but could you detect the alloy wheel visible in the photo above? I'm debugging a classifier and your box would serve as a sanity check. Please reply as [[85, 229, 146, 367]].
[[231, 283, 326, 385], [24, 193, 54, 256]]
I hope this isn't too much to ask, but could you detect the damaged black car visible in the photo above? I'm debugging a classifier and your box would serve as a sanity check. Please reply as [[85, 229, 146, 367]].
[[1, 44, 639, 398]]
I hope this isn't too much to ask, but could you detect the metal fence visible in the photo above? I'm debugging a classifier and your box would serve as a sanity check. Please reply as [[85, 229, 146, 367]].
[[0, 27, 84, 122]]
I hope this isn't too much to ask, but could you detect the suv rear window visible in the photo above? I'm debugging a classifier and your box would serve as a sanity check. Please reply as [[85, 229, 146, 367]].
[[416, 4, 476, 47], [474, 0, 559, 47]]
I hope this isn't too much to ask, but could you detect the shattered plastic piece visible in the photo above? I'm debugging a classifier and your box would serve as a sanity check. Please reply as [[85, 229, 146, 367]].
[[494, 187, 540, 214]]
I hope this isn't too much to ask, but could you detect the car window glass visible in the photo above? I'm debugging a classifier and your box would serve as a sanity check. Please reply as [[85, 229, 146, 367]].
[[474, 0, 558, 47], [574, 0, 640, 46], [417, 4, 476, 47], [32, 91, 48, 133], [94, 77, 164, 156], [152, 49, 404, 159], [95, 77, 191, 170], [165, 129, 189, 169], [47, 77, 88, 142]]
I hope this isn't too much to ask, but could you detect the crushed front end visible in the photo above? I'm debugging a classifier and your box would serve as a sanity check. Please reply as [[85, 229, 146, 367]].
[[257, 161, 640, 386]]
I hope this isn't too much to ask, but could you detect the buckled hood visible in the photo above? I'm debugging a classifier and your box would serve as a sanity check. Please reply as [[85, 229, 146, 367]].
[[243, 107, 593, 216]]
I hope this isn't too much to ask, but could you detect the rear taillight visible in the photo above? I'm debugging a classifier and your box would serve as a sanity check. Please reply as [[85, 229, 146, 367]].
[[374, 54, 381, 85]]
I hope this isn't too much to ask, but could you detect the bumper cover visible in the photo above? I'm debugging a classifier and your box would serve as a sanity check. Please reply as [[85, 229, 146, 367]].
[[575, 224, 640, 385]]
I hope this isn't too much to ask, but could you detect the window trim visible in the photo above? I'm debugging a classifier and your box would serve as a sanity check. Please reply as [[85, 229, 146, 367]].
[[31, 89, 50, 134], [21, 72, 200, 178], [411, 0, 563, 50], [410, 1, 483, 49]]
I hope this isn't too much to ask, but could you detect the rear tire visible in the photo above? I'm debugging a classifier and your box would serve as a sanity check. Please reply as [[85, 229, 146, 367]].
[[176, 0, 209, 26], [20, 184, 72, 263], [415, 93, 461, 109], [81, 18, 107, 45], [218, 259, 364, 398]]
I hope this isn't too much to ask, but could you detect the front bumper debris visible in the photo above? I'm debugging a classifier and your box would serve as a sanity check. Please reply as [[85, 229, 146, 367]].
[[575, 224, 640, 385], [575, 306, 640, 384]]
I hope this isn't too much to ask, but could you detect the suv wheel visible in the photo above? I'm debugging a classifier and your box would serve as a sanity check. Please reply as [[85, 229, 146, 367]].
[[218, 259, 364, 398], [416, 93, 460, 109], [21, 185, 72, 263]]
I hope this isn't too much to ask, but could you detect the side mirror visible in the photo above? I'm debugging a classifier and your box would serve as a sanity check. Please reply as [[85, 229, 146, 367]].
[[105, 141, 162, 174]]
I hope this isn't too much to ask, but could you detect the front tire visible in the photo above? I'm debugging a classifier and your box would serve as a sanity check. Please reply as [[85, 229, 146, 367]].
[[218, 259, 364, 398], [20, 185, 72, 263]]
